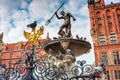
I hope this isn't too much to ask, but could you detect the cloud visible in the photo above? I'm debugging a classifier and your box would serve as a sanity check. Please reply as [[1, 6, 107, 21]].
[[0, 0, 21, 15], [4, 26, 25, 43], [78, 4, 89, 17], [28, 0, 59, 21]]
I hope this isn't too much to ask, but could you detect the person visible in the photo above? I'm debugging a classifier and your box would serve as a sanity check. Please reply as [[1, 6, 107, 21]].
[[55, 11, 76, 37]]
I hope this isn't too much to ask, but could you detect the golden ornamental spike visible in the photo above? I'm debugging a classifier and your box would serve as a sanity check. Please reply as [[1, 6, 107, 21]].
[[24, 21, 44, 45]]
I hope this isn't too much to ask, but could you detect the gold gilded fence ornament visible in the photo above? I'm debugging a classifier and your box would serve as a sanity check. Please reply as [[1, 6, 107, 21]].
[[24, 21, 44, 45]]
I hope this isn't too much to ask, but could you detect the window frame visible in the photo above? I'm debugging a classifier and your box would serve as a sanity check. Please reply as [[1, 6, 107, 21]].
[[97, 17, 101, 21], [118, 21, 120, 25], [110, 33, 117, 44], [114, 70, 120, 79], [101, 52, 108, 66], [99, 34, 106, 46], [108, 22, 112, 27], [107, 16, 111, 20], [117, 14, 120, 18], [98, 23, 102, 28], [113, 51, 120, 65], [105, 70, 110, 80]]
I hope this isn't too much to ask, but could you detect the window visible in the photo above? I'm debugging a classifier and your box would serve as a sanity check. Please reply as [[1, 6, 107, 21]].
[[113, 52, 120, 65], [102, 52, 108, 66], [99, 34, 106, 46], [114, 70, 120, 79], [110, 33, 116, 44], [107, 16, 111, 19], [117, 14, 120, 18], [98, 23, 102, 28], [119, 21, 120, 25], [105, 71, 110, 80], [97, 17, 101, 21], [108, 22, 112, 27]]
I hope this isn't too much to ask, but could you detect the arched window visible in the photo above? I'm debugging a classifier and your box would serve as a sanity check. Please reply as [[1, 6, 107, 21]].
[[106, 10, 111, 20], [106, 10, 111, 15], [116, 7, 120, 18], [96, 11, 101, 21], [116, 7, 120, 26], [116, 7, 120, 13], [96, 11, 101, 16]]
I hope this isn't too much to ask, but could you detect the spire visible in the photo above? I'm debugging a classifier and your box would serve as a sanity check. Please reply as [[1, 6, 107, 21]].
[[87, 0, 95, 5], [46, 32, 51, 40], [87, 0, 105, 6], [0, 32, 3, 43]]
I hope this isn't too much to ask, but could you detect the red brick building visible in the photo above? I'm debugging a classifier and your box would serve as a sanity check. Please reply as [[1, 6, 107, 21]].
[[88, 0, 120, 79], [0, 39, 45, 68]]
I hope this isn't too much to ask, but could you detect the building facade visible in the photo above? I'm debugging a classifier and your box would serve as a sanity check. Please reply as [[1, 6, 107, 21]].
[[88, 0, 120, 80], [0, 34, 45, 68]]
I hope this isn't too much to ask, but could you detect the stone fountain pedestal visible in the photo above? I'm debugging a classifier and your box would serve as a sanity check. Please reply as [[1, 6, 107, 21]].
[[43, 38, 91, 57]]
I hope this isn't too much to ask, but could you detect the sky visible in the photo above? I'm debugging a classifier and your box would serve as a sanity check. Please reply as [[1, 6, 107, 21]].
[[0, 0, 120, 64]]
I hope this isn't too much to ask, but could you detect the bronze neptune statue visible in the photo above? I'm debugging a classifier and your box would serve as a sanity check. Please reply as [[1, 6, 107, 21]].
[[55, 11, 76, 38]]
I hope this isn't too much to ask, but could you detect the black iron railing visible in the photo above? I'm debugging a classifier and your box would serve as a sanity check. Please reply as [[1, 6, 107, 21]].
[[0, 45, 105, 80]]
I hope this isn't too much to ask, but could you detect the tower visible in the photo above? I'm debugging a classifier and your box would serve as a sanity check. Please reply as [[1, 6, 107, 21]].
[[0, 33, 4, 53], [88, 0, 120, 80]]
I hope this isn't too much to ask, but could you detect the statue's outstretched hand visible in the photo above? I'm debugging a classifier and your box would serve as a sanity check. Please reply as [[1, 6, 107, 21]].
[[73, 18, 76, 21]]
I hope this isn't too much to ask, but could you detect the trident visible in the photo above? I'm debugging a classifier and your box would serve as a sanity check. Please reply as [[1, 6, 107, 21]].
[[45, 3, 64, 26]]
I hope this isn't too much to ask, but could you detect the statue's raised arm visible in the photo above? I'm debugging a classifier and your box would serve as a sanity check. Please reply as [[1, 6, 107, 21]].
[[69, 13, 76, 21], [55, 11, 63, 19]]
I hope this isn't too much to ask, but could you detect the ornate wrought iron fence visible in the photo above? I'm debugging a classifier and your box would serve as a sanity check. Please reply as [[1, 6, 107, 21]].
[[0, 45, 105, 80]]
